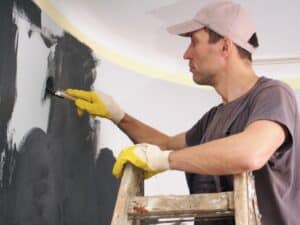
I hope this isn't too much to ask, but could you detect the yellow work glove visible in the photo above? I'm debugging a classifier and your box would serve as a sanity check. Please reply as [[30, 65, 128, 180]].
[[65, 89, 125, 124], [112, 143, 172, 179]]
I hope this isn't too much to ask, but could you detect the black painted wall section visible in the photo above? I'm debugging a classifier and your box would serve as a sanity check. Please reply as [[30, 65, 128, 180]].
[[15, 0, 41, 28], [0, 1, 119, 225], [0, 0, 18, 189]]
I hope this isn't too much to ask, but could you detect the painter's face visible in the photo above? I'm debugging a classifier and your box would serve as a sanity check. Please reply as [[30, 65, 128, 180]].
[[184, 29, 224, 86]]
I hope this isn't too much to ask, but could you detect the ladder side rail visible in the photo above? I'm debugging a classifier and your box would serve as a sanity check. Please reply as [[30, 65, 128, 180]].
[[111, 164, 144, 225]]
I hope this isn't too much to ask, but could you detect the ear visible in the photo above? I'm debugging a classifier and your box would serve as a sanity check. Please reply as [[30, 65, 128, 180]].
[[220, 37, 233, 58]]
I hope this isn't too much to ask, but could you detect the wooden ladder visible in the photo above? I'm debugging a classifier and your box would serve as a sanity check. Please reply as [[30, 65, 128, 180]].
[[111, 164, 261, 225]]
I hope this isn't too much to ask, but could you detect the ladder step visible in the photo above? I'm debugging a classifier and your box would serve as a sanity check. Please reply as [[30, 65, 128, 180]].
[[128, 191, 234, 220]]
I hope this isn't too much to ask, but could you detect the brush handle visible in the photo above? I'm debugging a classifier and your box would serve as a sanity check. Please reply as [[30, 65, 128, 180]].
[[61, 92, 76, 101]]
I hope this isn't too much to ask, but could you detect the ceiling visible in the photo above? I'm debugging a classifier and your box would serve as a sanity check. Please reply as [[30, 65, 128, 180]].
[[35, 0, 300, 84]]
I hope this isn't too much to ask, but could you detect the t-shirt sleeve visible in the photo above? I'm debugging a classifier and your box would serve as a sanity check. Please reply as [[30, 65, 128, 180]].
[[247, 84, 296, 154], [186, 107, 218, 146]]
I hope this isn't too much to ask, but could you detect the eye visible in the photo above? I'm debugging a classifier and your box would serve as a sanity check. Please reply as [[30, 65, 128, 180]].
[[191, 38, 197, 47]]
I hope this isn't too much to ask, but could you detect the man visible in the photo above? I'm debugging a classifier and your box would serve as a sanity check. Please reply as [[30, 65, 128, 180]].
[[66, 1, 300, 225]]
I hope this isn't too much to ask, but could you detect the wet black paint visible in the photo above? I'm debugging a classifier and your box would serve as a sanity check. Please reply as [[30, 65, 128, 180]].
[[15, 0, 41, 28], [10, 128, 55, 225], [43, 33, 119, 225], [40, 32, 57, 48], [0, 0, 18, 186], [0, 1, 18, 224], [0, 1, 119, 225]]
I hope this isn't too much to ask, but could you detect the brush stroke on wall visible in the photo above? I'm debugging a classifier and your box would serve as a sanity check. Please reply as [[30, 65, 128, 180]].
[[0, 1, 119, 225]]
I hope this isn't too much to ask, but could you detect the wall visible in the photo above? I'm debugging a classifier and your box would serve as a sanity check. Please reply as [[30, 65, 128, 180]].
[[0, 1, 119, 225], [1, 1, 300, 225]]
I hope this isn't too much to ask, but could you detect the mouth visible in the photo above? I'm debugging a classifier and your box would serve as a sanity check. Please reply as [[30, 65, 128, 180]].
[[189, 63, 194, 71]]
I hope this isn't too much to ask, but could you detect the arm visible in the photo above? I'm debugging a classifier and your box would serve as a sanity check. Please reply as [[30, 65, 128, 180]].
[[118, 113, 187, 149], [113, 84, 294, 179], [65, 89, 187, 149], [169, 120, 287, 175]]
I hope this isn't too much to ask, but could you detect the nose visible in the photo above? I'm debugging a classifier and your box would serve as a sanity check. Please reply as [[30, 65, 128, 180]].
[[183, 44, 192, 60]]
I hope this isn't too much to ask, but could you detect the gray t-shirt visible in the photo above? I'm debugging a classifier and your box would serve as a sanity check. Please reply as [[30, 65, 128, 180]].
[[186, 77, 299, 225]]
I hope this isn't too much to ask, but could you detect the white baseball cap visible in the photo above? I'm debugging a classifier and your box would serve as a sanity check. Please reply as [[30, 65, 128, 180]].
[[167, 1, 258, 53]]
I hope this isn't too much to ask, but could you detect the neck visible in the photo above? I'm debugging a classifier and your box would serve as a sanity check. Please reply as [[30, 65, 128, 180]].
[[214, 61, 258, 104]]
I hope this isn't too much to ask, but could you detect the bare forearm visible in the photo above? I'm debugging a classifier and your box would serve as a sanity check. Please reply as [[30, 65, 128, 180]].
[[118, 114, 170, 148], [169, 133, 256, 175], [169, 122, 285, 175], [169, 120, 286, 175]]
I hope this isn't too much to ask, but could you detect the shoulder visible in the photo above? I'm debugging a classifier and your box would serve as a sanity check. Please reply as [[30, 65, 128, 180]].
[[250, 77, 297, 105], [255, 77, 295, 96]]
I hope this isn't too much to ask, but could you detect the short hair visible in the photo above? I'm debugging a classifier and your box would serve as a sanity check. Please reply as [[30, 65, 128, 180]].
[[203, 27, 258, 62]]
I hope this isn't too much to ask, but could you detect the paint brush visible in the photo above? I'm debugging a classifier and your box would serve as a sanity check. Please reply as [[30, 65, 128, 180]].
[[44, 76, 76, 101]]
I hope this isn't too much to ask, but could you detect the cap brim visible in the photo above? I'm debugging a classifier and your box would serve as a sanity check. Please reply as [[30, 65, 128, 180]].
[[167, 20, 204, 36]]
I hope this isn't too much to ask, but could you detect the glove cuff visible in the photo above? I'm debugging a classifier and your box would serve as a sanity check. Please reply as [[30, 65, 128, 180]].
[[97, 91, 125, 124], [109, 100, 125, 124], [160, 150, 171, 170]]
